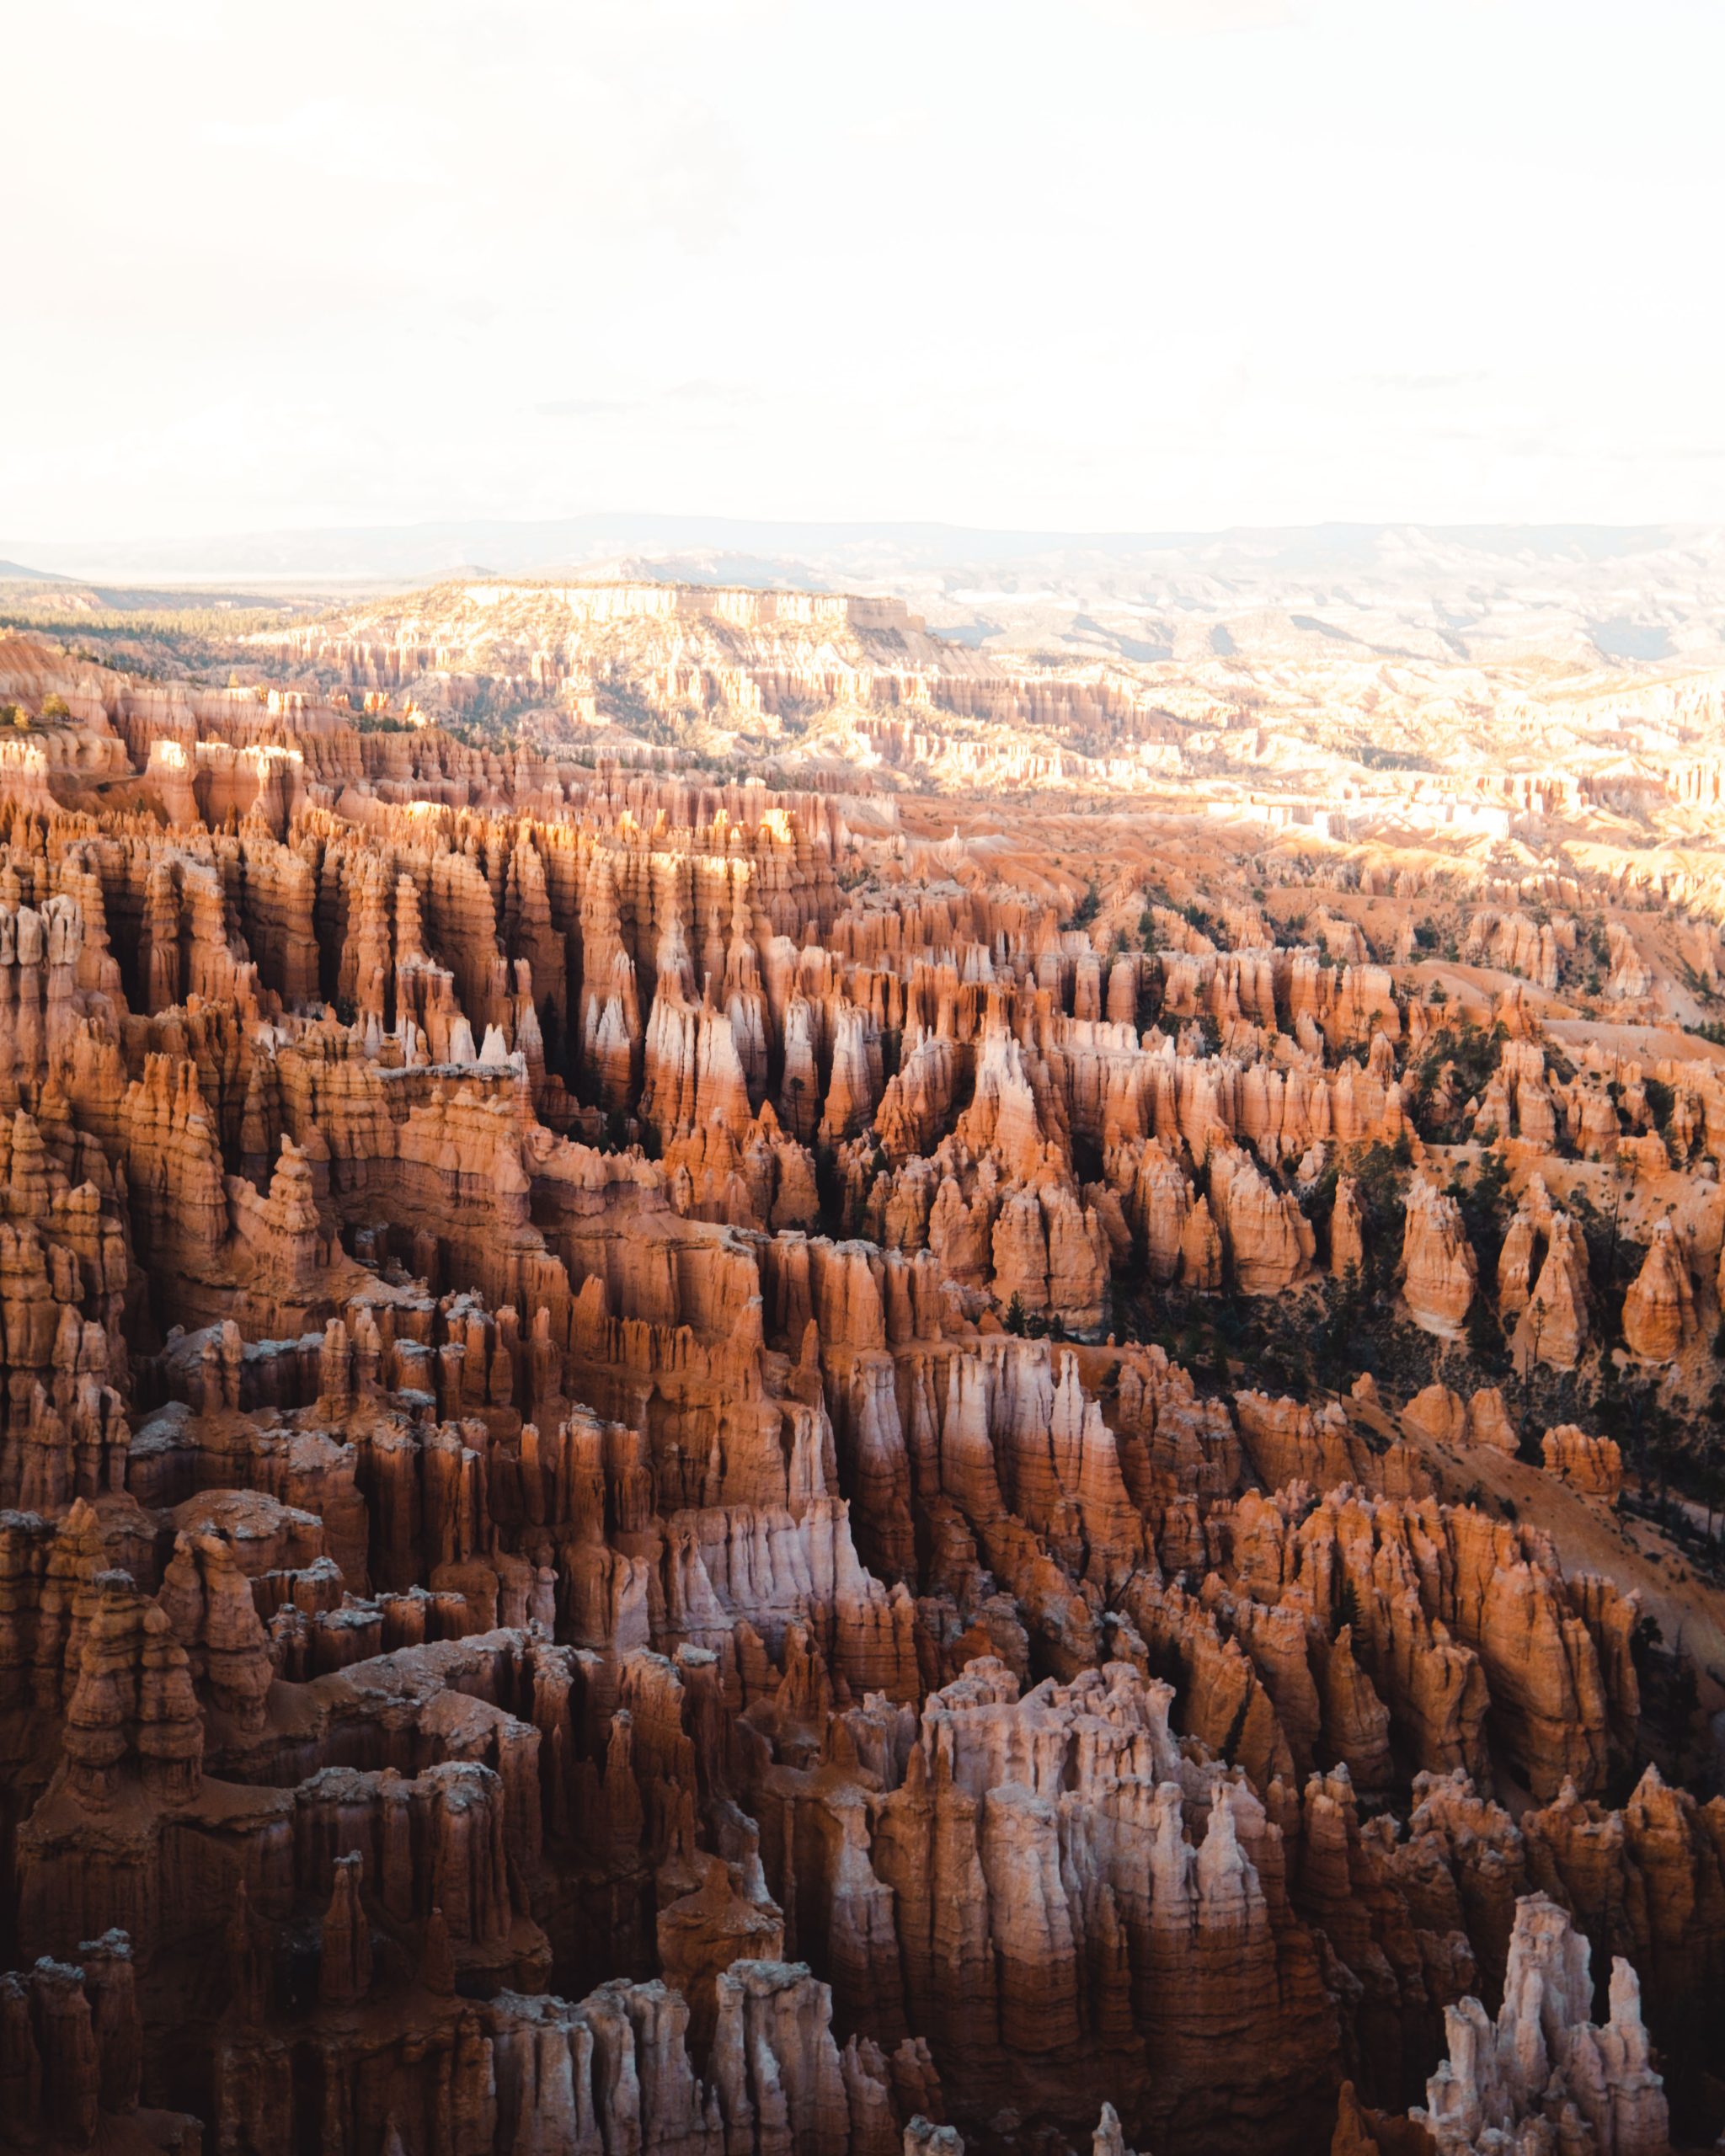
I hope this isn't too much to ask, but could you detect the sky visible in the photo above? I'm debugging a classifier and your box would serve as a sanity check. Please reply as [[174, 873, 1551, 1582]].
[[7, 0, 1724, 545]]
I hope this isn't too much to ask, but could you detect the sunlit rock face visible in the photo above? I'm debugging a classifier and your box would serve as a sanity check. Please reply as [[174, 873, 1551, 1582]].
[[2, 599, 1720, 2155]]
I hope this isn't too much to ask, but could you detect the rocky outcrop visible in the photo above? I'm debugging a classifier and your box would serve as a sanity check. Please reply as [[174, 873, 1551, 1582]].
[[1208, 1142, 1315, 1294], [1499, 1186, 1591, 1371], [1330, 1174, 1365, 1279], [1621, 1219, 1696, 1364], [1463, 1388, 1518, 1454], [1541, 1425, 1625, 1501], [1413, 1896, 1667, 2154], [1403, 1384, 1466, 1447], [1, 625, 1722, 2156], [1399, 1182, 1476, 1340], [0, 1930, 200, 2154]]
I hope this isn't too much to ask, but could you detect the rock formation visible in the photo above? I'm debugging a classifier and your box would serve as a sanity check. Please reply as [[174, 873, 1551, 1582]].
[[1400, 1182, 1477, 1340], [0, 611, 1721, 2156], [1413, 1896, 1667, 2154], [1542, 1426, 1625, 1502], [1621, 1219, 1696, 1364]]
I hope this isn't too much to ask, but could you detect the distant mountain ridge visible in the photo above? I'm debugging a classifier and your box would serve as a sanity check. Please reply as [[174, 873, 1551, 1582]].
[[1, 516, 1710, 584], [8, 518, 1725, 667]]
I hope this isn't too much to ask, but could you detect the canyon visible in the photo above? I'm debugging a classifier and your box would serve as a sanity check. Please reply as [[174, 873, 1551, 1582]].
[[3, 574, 1725, 2156]]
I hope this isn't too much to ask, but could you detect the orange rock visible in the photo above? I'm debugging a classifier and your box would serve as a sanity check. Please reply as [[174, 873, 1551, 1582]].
[[1462, 1387, 1517, 1454], [1403, 1383, 1466, 1447], [1541, 1424, 1624, 1501], [1330, 1173, 1365, 1278], [1398, 1181, 1476, 1340], [7, 625, 1723, 2156], [1621, 1217, 1696, 1362]]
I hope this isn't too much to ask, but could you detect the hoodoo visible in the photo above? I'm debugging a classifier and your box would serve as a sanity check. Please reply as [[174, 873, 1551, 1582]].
[[1, 568, 1722, 2156]]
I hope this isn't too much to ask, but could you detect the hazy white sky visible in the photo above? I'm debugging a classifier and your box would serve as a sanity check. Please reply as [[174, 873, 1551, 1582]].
[[7, 0, 1723, 542]]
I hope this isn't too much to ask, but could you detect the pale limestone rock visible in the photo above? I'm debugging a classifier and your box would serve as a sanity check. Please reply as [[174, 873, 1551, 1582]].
[[1413, 1894, 1667, 2155]]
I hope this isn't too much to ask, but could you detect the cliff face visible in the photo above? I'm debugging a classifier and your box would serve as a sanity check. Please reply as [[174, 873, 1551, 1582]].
[[3, 619, 1722, 2156]]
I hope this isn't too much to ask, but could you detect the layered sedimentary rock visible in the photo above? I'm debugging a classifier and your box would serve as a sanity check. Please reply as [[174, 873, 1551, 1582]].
[[1399, 1182, 1476, 1341], [0, 616, 1721, 2156], [1542, 1426, 1626, 1502], [1620, 1219, 1696, 1364], [1413, 1896, 1667, 2154]]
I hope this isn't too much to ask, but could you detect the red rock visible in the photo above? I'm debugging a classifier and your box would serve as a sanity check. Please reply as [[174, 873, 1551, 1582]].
[[0, 633, 1717, 2156]]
